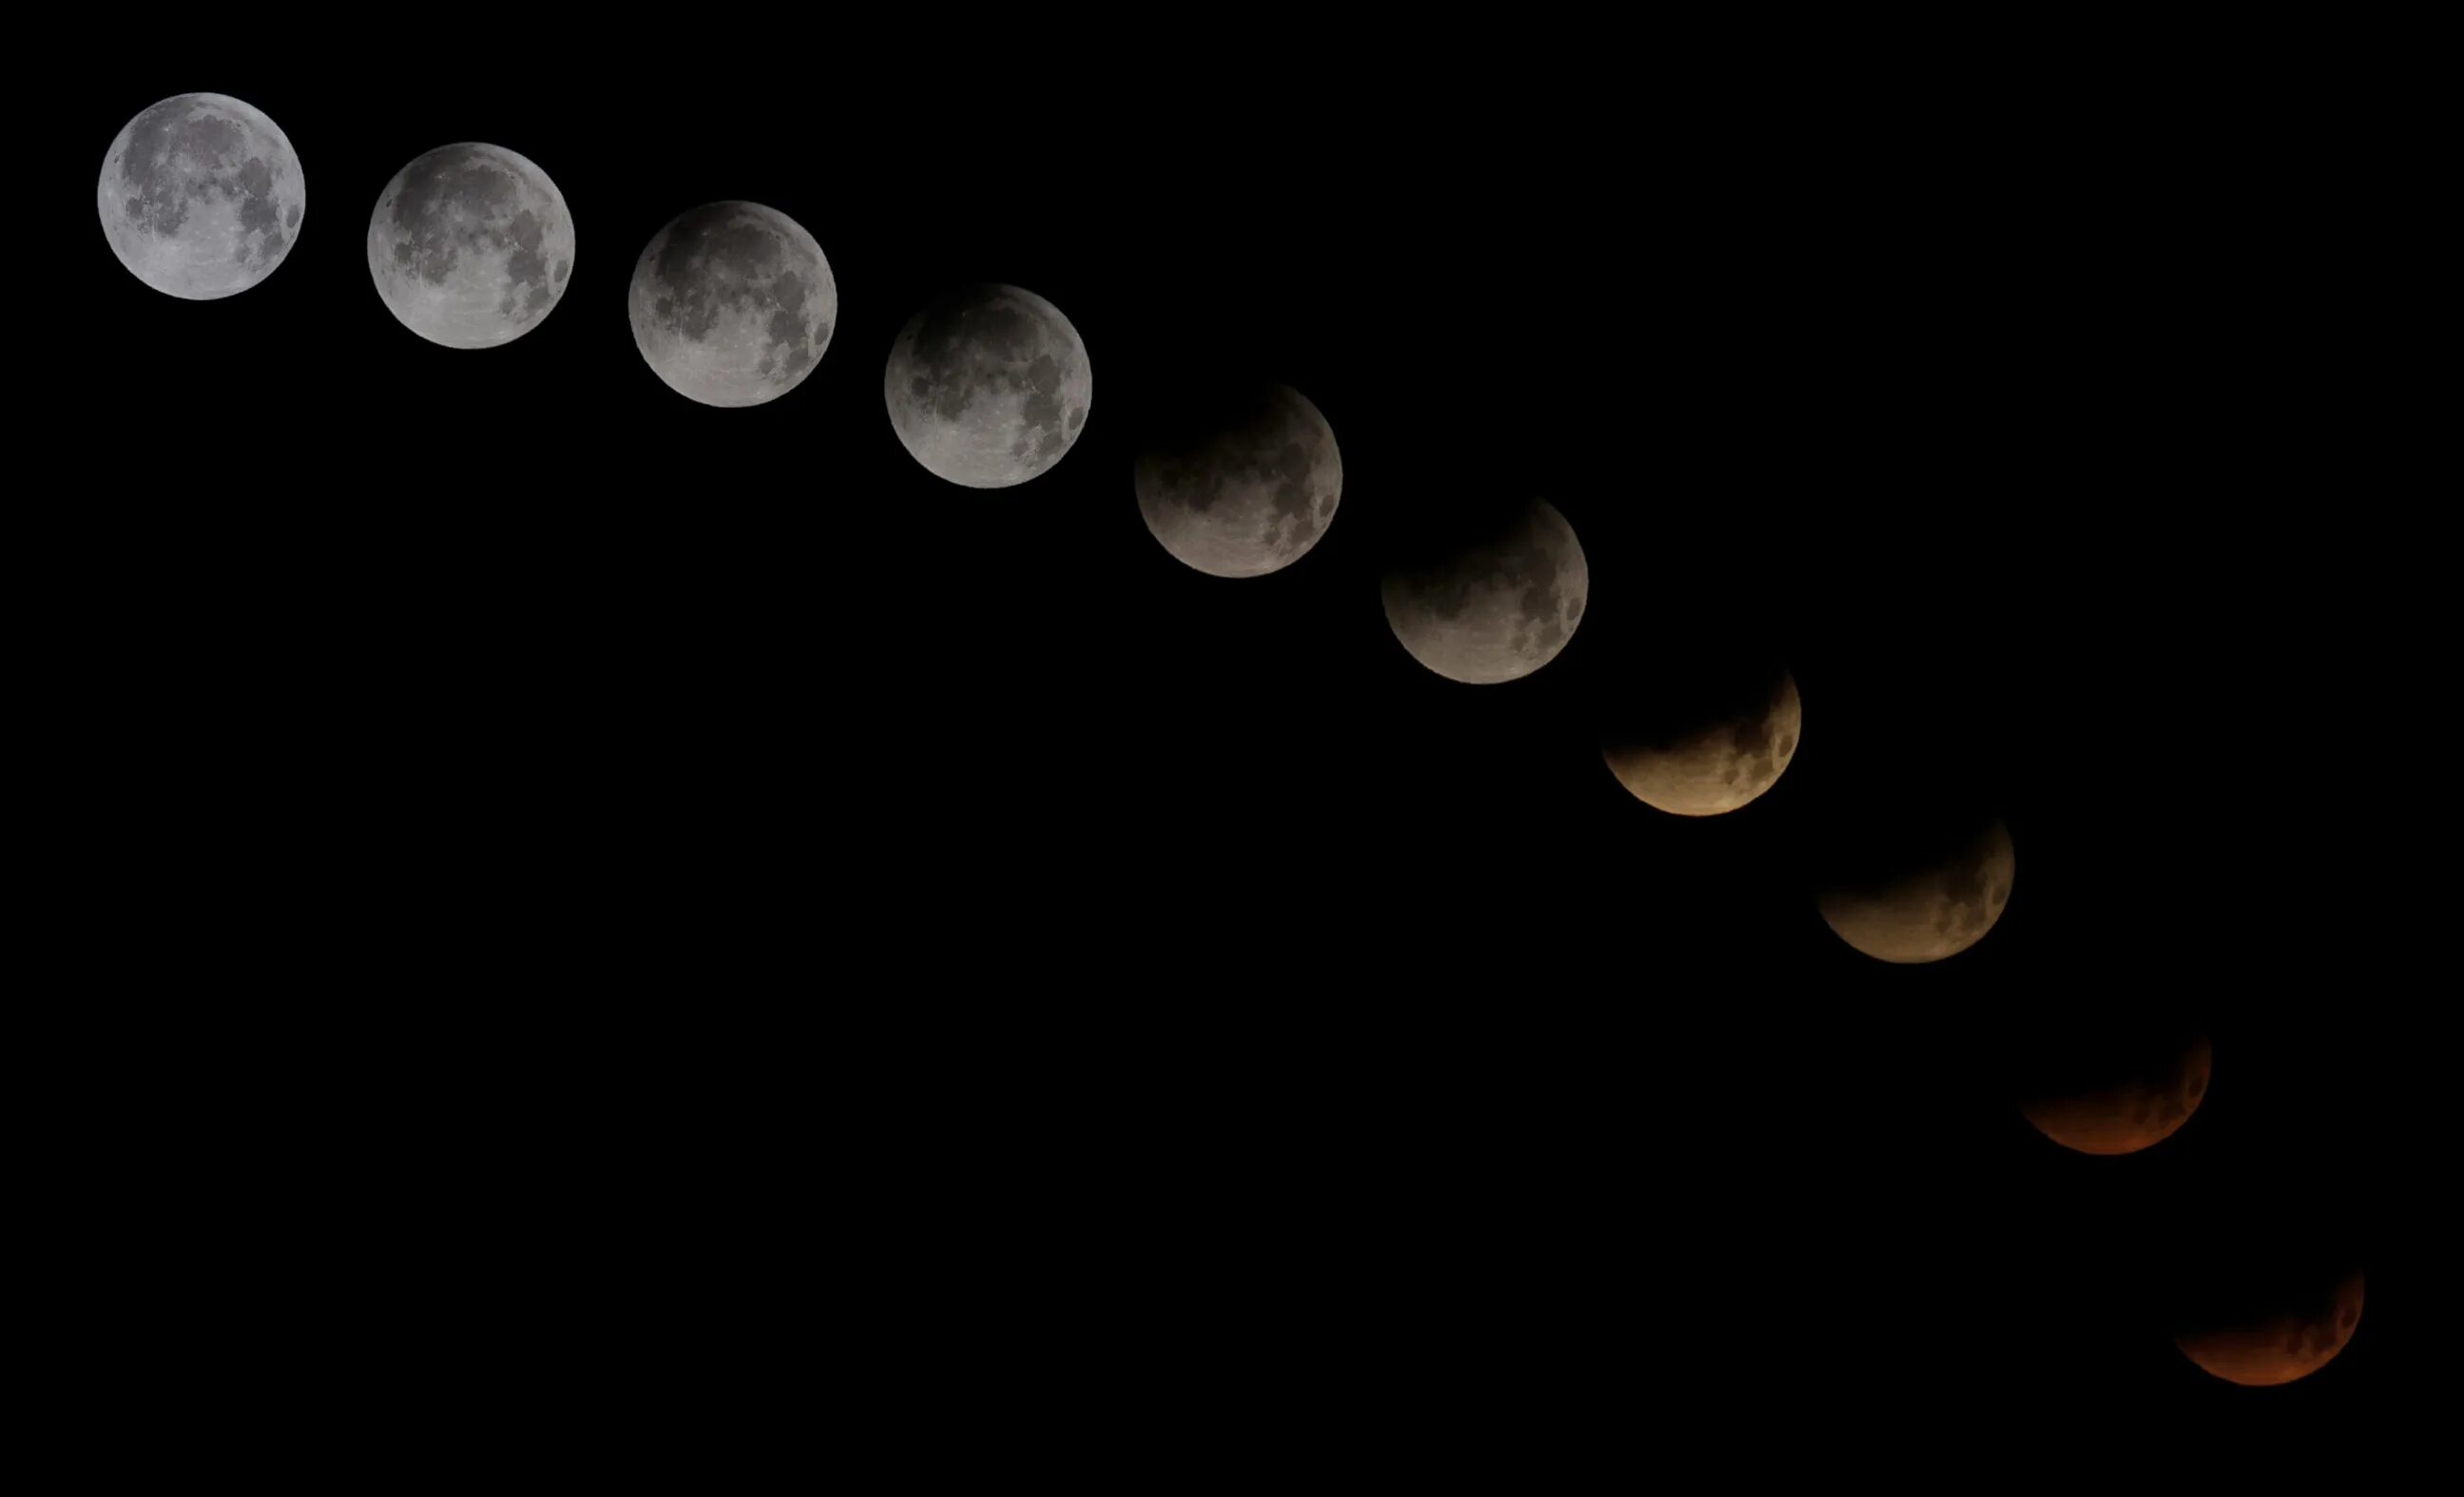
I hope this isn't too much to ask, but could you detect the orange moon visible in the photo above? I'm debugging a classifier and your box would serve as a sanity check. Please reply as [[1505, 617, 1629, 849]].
[[2176, 1271, 2364, 1387], [2021, 1033, 2212, 1155]]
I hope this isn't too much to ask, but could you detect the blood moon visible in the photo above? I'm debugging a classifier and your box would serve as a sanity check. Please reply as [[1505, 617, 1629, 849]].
[[2176, 1270, 2365, 1387], [2020, 1032, 2213, 1156]]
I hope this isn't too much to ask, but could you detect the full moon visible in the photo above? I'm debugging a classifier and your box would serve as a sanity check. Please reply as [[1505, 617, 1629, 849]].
[[1817, 816, 2015, 963], [2177, 1271, 2365, 1387], [1380, 500, 1588, 684], [2019, 1031, 2212, 1156], [627, 202, 837, 408], [367, 143, 573, 349], [1604, 668, 1801, 816], [885, 284, 1092, 489], [98, 93, 303, 299], [1134, 385, 1342, 577]]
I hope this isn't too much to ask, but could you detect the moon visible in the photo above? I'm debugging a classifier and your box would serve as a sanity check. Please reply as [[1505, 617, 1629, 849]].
[[367, 143, 573, 349], [98, 93, 303, 299], [2020, 1032, 2211, 1156], [627, 202, 836, 408], [2177, 1271, 2364, 1387], [1604, 668, 1800, 816], [885, 284, 1092, 488], [1134, 385, 1342, 577], [1379, 500, 1588, 684], [1817, 816, 2014, 963]]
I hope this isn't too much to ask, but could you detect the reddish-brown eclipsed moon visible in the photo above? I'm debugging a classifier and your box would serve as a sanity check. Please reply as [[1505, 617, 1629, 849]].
[[2176, 1271, 2364, 1387], [2021, 1033, 2212, 1156]]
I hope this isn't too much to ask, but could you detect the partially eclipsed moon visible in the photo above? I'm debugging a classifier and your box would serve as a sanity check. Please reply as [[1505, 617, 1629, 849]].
[[368, 143, 573, 349], [1604, 669, 1801, 816], [885, 283, 1092, 489], [2177, 1271, 2364, 1387], [2021, 1033, 2212, 1156], [1135, 384, 1341, 577], [627, 202, 837, 408], [1818, 816, 2014, 963], [1380, 500, 1588, 684], [98, 92, 304, 299]]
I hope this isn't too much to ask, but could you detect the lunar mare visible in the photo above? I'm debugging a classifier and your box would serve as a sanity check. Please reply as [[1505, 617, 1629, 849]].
[[1818, 817, 2014, 963], [885, 284, 1092, 488], [2176, 1272, 2364, 1387], [367, 143, 573, 349], [97, 93, 304, 299], [1135, 386, 1342, 577], [2020, 1033, 2211, 1156], [1604, 670, 1801, 816], [628, 202, 836, 407], [1380, 501, 1588, 684]]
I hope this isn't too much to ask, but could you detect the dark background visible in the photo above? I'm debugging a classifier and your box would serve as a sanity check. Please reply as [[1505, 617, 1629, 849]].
[[41, 23, 2431, 1475]]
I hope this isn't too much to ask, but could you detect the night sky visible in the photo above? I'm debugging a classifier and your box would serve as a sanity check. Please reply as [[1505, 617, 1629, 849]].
[[43, 25, 2429, 1474]]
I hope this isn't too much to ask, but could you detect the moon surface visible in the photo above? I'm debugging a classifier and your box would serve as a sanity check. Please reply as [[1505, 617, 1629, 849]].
[[1380, 501, 1588, 684], [367, 143, 573, 349], [885, 284, 1092, 489], [2020, 1032, 2211, 1156], [1604, 669, 1801, 816], [98, 93, 303, 299], [2177, 1271, 2364, 1387], [627, 202, 836, 408], [1818, 816, 2014, 963], [1134, 385, 1342, 577]]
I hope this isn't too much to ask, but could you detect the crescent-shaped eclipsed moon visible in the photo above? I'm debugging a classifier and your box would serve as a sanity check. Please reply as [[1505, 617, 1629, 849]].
[[1603, 668, 1801, 816], [1818, 816, 2014, 964], [2176, 1271, 2364, 1387], [2021, 1033, 2212, 1156]]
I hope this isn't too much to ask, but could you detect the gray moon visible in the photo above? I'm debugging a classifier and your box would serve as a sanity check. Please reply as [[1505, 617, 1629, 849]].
[[1818, 817, 2015, 963], [97, 93, 304, 299], [884, 284, 1092, 489], [1380, 500, 1588, 684], [1134, 385, 1342, 578], [1605, 670, 1802, 816], [367, 143, 573, 349], [627, 202, 836, 408]]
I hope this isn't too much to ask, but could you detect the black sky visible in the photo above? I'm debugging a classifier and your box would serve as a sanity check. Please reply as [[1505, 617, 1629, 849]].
[[36, 23, 2433, 1474]]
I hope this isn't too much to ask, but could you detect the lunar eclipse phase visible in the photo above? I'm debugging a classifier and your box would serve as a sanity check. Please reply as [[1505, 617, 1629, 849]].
[[2175, 1270, 2365, 1388], [1134, 384, 1342, 578], [2017, 1028, 2212, 1157], [367, 143, 573, 349], [1379, 499, 1588, 684], [885, 284, 1093, 489], [627, 202, 837, 408], [1817, 812, 2014, 964], [1602, 664, 1801, 816], [98, 92, 304, 299]]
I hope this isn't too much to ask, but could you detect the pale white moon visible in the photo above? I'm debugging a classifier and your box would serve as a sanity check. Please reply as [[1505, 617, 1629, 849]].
[[1380, 500, 1588, 684], [884, 284, 1092, 489], [98, 93, 304, 299], [628, 202, 836, 408], [1135, 385, 1341, 578], [367, 143, 574, 349], [1818, 816, 2015, 963], [1604, 670, 1801, 816]]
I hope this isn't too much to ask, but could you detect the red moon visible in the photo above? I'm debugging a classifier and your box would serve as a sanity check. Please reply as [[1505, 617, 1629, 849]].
[[2176, 1271, 2364, 1387], [2020, 1033, 2212, 1155]]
